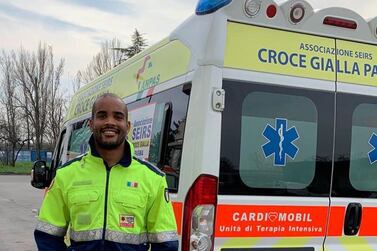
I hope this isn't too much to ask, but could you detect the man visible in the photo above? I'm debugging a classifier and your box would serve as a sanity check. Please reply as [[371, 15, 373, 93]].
[[34, 93, 178, 251]]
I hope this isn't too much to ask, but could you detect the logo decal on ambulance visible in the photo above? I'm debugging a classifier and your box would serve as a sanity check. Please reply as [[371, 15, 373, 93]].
[[120, 215, 134, 228], [216, 205, 326, 238], [268, 212, 278, 222], [368, 132, 377, 164], [262, 118, 299, 166]]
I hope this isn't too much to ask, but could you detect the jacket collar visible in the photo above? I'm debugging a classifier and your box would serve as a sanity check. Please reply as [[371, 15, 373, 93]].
[[88, 135, 132, 167]]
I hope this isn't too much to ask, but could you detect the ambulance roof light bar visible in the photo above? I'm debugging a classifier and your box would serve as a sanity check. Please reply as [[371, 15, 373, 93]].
[[196, 0, 232, 15]]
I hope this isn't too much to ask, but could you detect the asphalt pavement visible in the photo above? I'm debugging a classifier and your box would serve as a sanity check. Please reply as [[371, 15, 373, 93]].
[[0, 175, 44, 251]]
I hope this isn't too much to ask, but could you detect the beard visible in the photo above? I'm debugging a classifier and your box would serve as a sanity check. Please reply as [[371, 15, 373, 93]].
[[96, 138, 125, 150], [92, 128, 126, 150]]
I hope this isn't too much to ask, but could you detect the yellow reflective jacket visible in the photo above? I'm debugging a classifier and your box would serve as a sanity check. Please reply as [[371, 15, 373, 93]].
[[35, 137, 178, 251]]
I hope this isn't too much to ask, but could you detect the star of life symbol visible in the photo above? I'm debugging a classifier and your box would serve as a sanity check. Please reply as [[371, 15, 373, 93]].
[[262, 118, 300, 166], [368, 133, 377, 164]]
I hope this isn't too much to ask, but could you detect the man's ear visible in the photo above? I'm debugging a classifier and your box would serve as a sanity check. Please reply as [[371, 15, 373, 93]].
[[126, 121, 131, 134], [89, 118, 94, 132]]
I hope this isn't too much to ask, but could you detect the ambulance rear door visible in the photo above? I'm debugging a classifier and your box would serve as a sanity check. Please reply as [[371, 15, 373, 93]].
[[215, 22, 337, 250], [324, 39, 377, 250]]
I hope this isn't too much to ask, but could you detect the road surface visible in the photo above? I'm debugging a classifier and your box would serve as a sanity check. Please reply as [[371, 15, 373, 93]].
[[0, 175, 44, 251]]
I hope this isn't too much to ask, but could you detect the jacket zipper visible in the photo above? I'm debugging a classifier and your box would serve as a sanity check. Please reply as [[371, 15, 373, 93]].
[[102, 163, 111, 249]]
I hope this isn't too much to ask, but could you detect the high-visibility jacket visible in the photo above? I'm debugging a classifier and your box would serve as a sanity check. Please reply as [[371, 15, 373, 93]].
[[34, 137, 178, 251]]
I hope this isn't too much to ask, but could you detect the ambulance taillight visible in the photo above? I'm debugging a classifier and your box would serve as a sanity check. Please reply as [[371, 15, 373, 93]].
[[323, 16, 357, 29], [182, 174, 218, 251]]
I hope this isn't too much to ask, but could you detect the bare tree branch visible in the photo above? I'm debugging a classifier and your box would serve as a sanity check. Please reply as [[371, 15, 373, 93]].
[[11, 42, 66, 160], [73, 32, 147, 90]]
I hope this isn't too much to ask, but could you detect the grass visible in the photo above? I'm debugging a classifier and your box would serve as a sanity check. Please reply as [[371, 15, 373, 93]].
[[0, 161, 34, 174]]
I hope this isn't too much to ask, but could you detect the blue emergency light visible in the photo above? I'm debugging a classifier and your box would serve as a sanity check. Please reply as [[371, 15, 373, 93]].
[[195, 0, 232, 15]]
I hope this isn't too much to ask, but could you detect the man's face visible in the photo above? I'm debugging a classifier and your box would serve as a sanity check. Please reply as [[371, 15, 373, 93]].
[[89, 96, 130, 150]]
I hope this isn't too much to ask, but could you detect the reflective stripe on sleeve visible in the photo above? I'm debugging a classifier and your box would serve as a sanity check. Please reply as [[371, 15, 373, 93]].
[[148, 231, 179, 243], [36, 220, 67, 237]]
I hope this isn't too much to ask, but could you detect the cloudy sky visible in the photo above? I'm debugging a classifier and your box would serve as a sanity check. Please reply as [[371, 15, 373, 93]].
[[0, 0, 376, 93]]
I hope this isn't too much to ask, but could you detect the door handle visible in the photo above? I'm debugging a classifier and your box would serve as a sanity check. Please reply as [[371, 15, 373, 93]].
[[344, 202, 362, 236]]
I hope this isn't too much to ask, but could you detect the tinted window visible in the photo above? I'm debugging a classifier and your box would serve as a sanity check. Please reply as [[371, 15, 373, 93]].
[[128, 102, 167, 161], [53, 129, 67, 169], [220, 80, 334, 196], [240, 92, 317, 189], [128, 84, 191, 192], [67, 120, 91, 161], [334, 93, 377, 197]]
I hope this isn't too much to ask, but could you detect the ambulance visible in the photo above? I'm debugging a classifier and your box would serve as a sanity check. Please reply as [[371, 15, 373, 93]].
[[31, 0, 377, 250]]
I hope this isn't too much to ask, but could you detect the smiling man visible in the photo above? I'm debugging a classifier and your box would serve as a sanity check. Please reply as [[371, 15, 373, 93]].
[[89, 94, 130, 166], [34, 93, 178, 251]]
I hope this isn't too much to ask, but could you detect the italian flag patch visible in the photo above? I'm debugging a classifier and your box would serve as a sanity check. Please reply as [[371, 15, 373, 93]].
[[127, 181, 138, 188]]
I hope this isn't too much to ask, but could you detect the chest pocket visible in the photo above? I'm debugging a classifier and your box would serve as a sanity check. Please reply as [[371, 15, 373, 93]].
[[114, 190, 147, 209], [69, 190, 99, 206]]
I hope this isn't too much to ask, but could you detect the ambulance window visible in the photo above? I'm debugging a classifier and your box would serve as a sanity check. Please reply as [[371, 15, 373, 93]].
[[333, 93, 377, 198], [129, 102, 171, 162], [240, 92, 317, 189], [54, 128, 67, 168], [220, 80, 334, 196], [349, 103, 377, 192], [67, 120, 91, 161], [127, 83, 191, 192]]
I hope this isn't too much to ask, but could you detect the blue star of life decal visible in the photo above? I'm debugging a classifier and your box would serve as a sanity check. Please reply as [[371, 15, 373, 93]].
[[368, 133, 377, 164], [262, 118, 300, 166]]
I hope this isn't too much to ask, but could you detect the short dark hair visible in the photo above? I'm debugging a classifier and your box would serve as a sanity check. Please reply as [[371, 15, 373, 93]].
[[91, 93, 128, 119]]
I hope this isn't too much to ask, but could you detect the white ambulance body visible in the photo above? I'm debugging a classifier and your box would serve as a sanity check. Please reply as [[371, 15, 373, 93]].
[[43, 0, 377, 250]]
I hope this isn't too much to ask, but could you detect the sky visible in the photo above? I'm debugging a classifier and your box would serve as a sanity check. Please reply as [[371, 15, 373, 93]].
[[0, 0, 377, 94]]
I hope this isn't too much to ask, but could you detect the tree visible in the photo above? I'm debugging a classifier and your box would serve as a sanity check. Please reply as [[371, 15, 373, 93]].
[[74, 30, 148, 88], [45, 53, 66, 147], [124, 29, 148, 59], [13, 43, 65, 160], [75, 38, 124, 86], [0, 51, 22, 166]]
